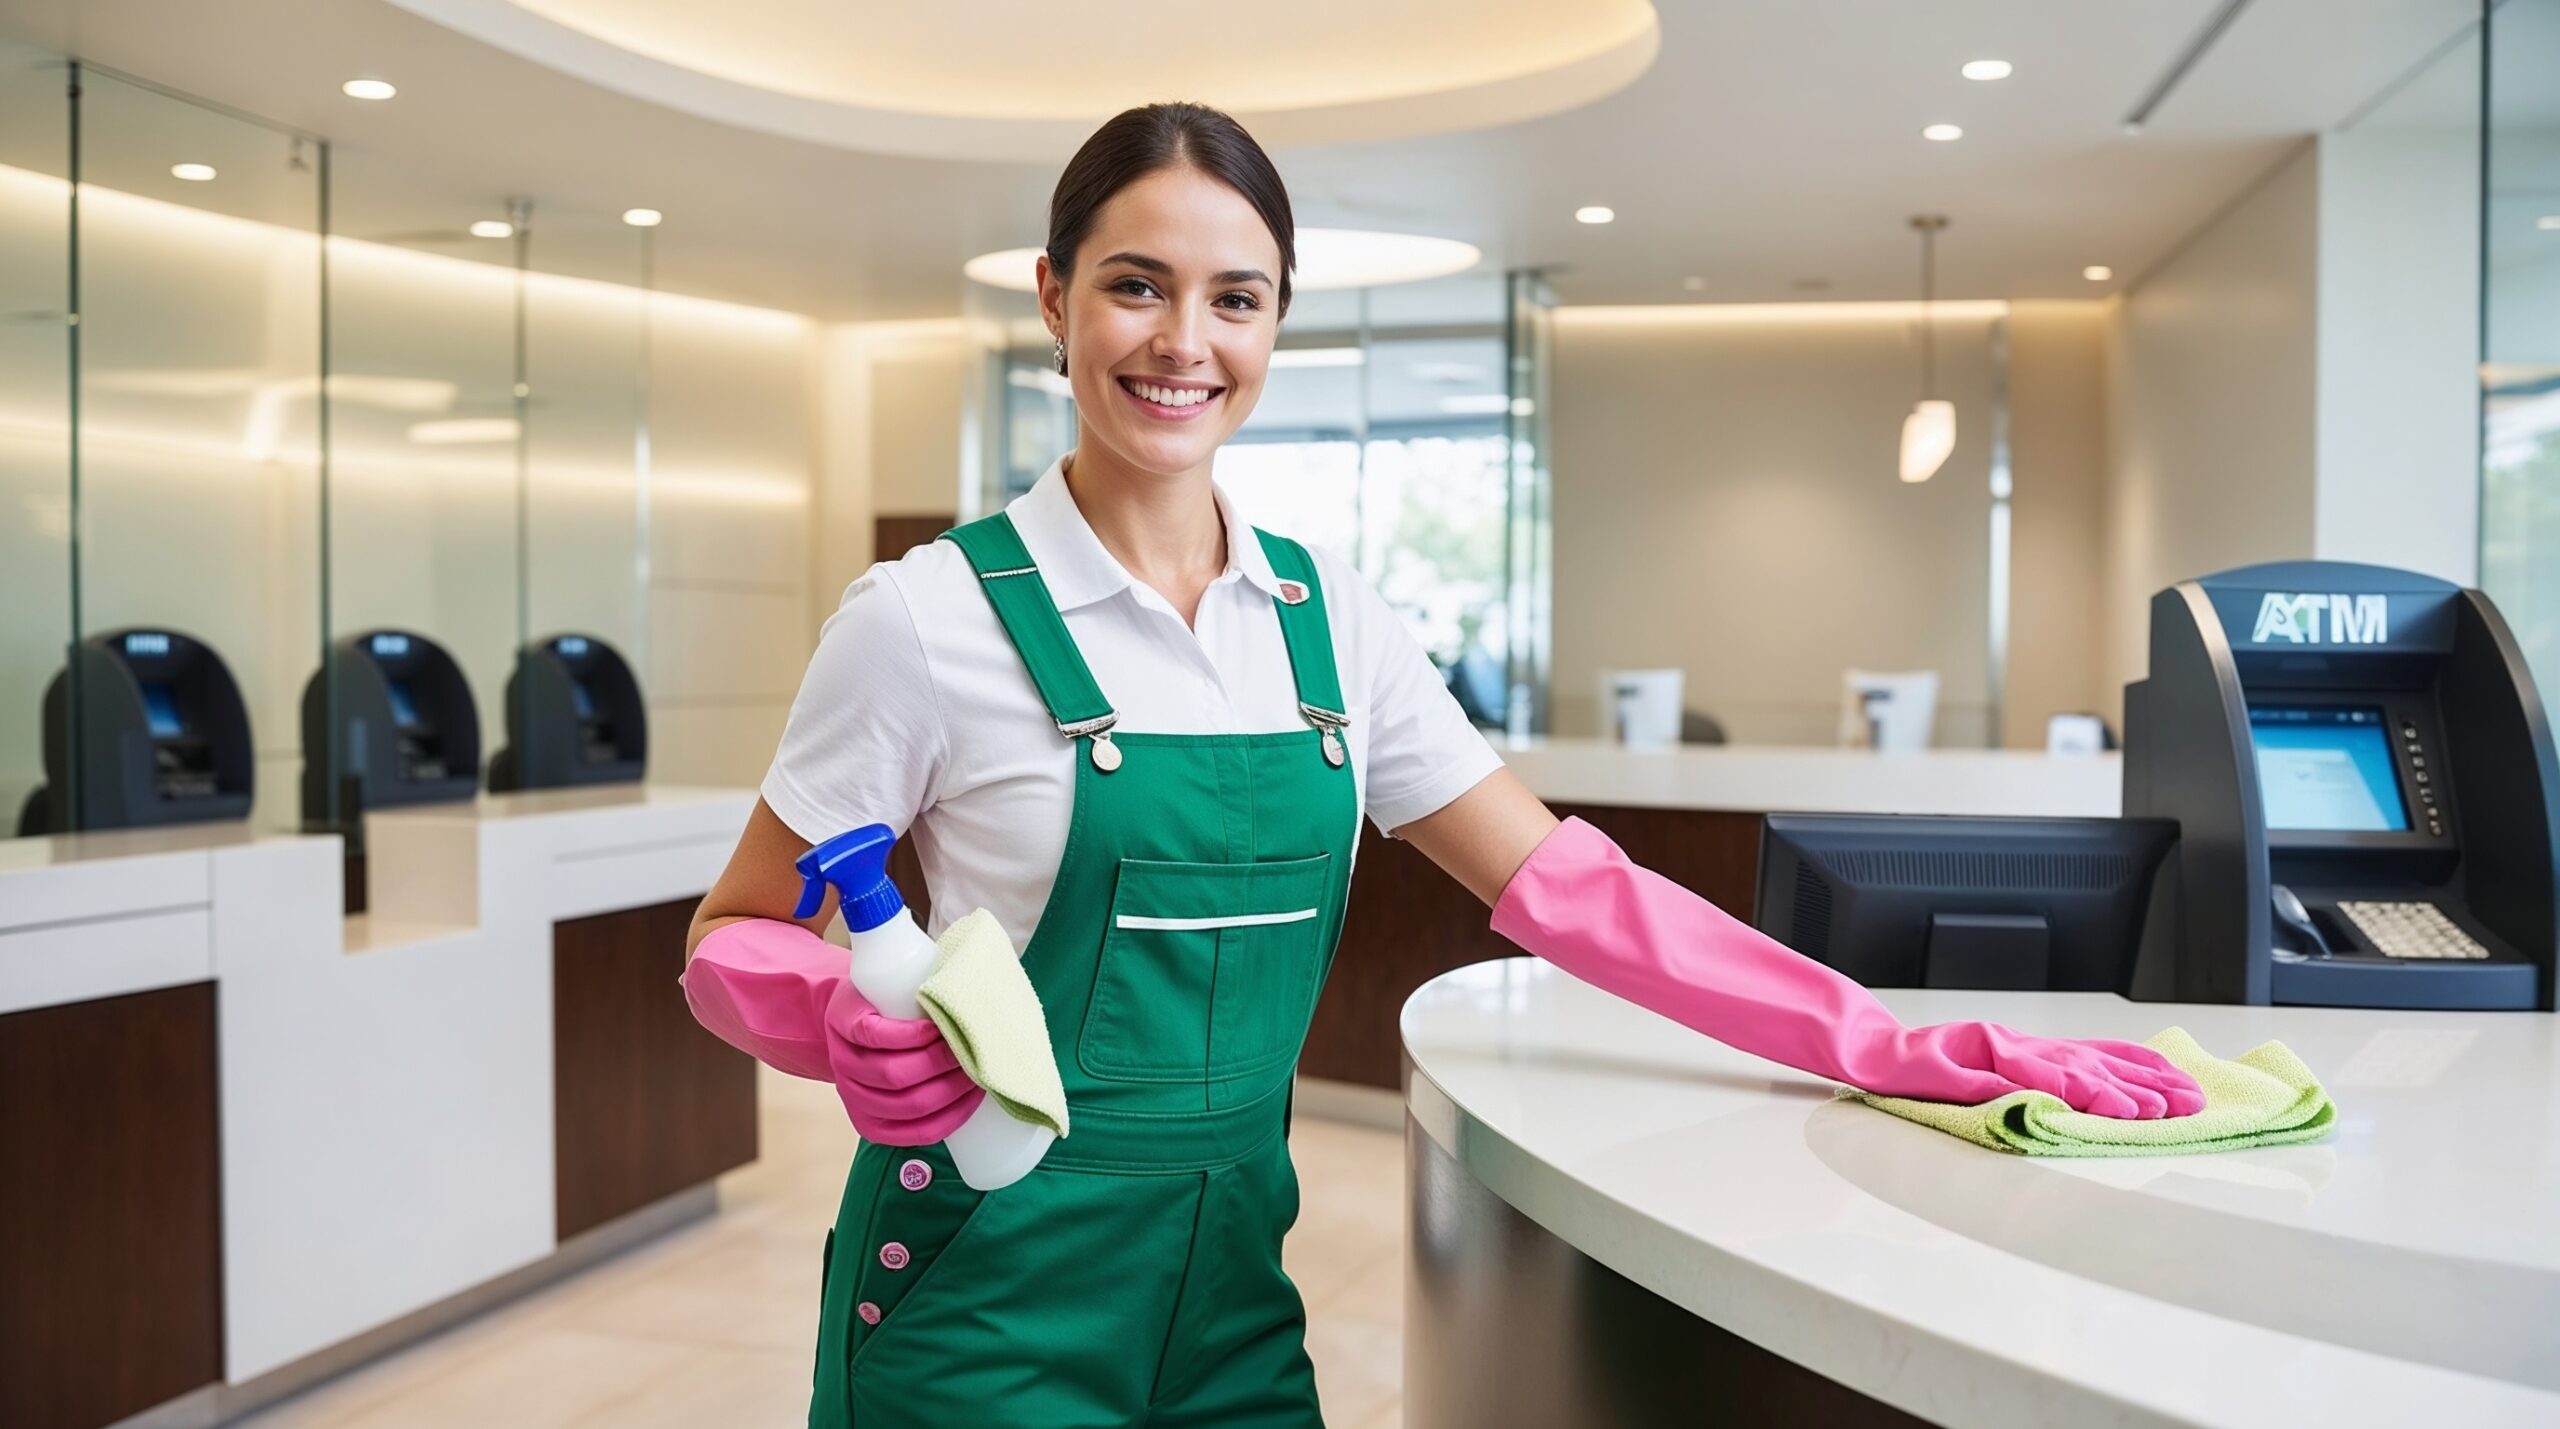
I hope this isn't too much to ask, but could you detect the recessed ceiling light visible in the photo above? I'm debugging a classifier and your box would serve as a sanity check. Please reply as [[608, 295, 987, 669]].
[[621, 208, 663, 227], [2539, 215, 2560, 231], [964, 228, 1480, 293], [1575, 205, 1615, 225], [2083, 265, 2114, 281], [341, 78, 397, 100], [1683, 276, 1706, 291], [469, 220, 514, 239], [1961, 60, 2013, 81], [1922, 124, 1964, 142], [170, 162, 216, 181]]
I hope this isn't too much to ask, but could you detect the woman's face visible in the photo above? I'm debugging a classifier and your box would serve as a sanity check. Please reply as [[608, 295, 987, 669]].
[[1039, 164, 1284, 480]]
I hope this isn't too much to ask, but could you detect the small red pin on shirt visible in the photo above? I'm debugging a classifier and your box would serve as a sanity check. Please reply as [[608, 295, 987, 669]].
[[1278, 580, 1308, 605]]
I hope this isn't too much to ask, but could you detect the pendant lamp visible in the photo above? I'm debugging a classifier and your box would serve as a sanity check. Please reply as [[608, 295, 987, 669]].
[[1899, 215, 1956, 484]]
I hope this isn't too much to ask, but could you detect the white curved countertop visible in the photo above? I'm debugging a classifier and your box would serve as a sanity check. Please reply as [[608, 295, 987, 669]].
[[1492, 736, 2121, 817], [1402, 959, 2560, 1428]]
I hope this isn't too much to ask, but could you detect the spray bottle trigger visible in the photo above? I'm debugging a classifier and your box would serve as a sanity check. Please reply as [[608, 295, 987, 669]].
[[791, 847, 829, 920]]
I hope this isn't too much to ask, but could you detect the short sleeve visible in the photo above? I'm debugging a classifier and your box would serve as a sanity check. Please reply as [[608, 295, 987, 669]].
[[759, 566, 948, 846], [1332, 559, 1505, 836]]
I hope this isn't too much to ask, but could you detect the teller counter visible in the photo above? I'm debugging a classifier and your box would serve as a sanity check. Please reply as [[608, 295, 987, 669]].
[[1400, 959, 2559, 1429], [1303, 738, 2121, 1089], [0, 786, 755, 1429]]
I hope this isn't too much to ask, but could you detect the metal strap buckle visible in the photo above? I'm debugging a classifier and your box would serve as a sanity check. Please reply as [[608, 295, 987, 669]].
[[1058, 711, 1120, 740], [1298, 702, 1349, 731]]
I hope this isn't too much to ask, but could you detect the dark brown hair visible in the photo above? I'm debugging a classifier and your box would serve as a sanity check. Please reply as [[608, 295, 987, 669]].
[[1046, 102, 1296, 317]]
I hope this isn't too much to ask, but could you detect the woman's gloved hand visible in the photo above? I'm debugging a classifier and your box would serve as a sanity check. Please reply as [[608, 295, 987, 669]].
[[682, 918, 987, 1145], [1854, 1020, 2202, 1120], [822, 981, 988, 1145], [1490, 818, 2205, 1119]]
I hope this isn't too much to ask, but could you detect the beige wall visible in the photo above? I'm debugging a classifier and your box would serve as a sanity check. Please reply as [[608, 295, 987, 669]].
[[2315, 117, 2482, 585], [2101, 143, 2323, 711], [643, 293, 822, 789], [1548, 306, 2005, 746], [2004, 302, 2112, 746], [813, 320, 969, 629]]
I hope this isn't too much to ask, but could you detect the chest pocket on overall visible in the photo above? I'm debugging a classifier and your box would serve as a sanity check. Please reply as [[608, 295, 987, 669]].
[[1081, 852, 1333, 1083]]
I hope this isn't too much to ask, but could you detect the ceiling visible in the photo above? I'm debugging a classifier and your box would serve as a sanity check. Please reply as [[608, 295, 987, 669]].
[[386, 0, 1661, 161], [0, 0, 2487, 321]]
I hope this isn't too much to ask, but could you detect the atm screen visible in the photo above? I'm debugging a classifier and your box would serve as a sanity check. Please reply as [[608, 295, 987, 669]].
[[386, 679, 421, 727], [570, 679, 596, 719], [141, 682, 183, 738], [2249, 706, 2410, 832]]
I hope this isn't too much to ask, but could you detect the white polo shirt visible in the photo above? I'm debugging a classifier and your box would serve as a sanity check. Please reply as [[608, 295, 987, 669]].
[[761, 458, 1505, 944]]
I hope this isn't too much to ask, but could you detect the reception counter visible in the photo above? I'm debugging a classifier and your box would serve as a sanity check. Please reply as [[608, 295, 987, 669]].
[[1304, 739, 2120, 1088], [0, 786, 755, 1428], [1401, 959, 2560, 1428]]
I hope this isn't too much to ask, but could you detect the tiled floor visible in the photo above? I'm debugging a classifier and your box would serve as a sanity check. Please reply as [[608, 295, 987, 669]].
[[238, 1068, 1407, 1427]]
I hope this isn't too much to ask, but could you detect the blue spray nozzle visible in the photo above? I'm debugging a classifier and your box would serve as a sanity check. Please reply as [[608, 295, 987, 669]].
[[793, 823, 908, 932]]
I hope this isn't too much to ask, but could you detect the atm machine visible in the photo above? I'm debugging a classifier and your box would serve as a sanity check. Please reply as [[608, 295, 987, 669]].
[[300, 629, 482, 832], [487, 633, 647, 792], [17, 628, 254, 835], [2124, 561, 2555, 1010]]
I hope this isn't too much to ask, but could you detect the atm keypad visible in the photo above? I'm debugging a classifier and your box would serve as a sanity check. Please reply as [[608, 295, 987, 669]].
[[2338, 901, 2490, 960]]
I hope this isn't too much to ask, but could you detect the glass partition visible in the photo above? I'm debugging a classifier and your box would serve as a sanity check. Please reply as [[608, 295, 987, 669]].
[[0, 49, 671, 838], [321, 183, 652, 826], [0, 45, 69, 829], [2482, 0, 2560, 693], [321, 166, 522, 828], [1503, 272, 1556, 736], [521, 204, 648, 679], [74, 69, 323, 834]]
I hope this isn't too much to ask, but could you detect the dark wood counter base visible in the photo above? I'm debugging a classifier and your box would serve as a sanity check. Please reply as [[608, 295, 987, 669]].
[[1304, 803, 1763, 1089], [1, 983, 224, 1429], [1405, 1108, 1933, 1429], [554, 898, 760, 1240]]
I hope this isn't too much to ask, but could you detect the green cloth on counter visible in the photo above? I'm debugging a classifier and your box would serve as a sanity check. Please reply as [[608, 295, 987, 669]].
[[1848, 1027, 2334, 1156], [915, 908, 1070, 1137]]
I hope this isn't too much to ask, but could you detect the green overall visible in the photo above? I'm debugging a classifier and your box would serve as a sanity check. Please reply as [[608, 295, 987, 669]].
[[809, 512, 1359, 1428]]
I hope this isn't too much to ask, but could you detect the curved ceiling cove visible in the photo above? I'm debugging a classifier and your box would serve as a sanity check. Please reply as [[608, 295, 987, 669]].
[[386, 0, 1660, 161]]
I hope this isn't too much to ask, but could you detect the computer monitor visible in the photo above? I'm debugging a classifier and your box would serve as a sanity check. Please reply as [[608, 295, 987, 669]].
[[1755, 815, 2179, 992]]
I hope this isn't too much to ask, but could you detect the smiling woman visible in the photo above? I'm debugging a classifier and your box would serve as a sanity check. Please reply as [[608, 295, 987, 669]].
[[682, 96, 2202, 1429], [1035, 103, 1295, 490]]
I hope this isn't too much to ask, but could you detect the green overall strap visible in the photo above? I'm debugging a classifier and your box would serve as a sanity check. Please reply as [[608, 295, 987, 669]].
[[941, 514, 1117, 739], [1253, 529, 1348, 727]]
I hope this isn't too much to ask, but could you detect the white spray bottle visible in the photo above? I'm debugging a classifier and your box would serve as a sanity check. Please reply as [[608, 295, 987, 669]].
[[795, 824, 1054, 1191]]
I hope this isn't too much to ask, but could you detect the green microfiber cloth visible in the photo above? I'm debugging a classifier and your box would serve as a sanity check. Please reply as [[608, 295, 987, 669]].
[[1847, 1027, 2334, 1157], [916, 909, 1069, 1138]]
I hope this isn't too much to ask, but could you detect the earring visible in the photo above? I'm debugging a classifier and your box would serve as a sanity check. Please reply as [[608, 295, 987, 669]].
[[1053, 334, 1067, 376]]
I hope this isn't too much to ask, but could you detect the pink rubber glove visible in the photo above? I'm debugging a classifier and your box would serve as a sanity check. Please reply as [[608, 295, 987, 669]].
[[682, 917, 987, 1144], [1490, 819, 2206, 1119]]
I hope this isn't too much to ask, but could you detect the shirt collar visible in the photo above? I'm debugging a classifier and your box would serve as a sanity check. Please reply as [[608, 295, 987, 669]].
[[1006, 457, 1292, 611]]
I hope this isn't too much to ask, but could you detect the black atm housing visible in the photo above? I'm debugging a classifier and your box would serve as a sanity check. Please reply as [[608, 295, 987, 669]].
[[18, 628, 254, 835], [300, 629, 481, 830], [488, 633, 647, 792], [2124, 561, 2555, 1010]]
